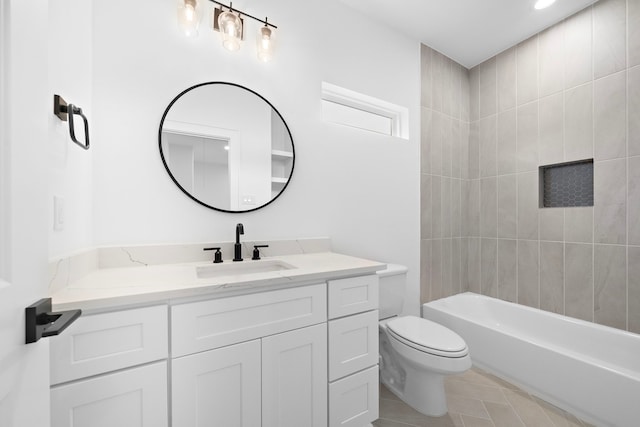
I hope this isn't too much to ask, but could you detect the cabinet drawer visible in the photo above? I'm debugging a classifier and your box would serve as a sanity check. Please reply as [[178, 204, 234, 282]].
[[51, 361, 168, 427], [328, 310, 379, 381], [171, 283, 327, 357], [329, 366, 379, 427], [50, 305, 168, 385], [328, 275, 378, 319]]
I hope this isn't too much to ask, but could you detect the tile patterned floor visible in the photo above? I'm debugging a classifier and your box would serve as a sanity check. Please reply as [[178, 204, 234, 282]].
[[374, 367, 596, 427]]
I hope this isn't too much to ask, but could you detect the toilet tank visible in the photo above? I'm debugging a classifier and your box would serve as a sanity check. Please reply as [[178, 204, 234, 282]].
[[376, 264, 408, 320]]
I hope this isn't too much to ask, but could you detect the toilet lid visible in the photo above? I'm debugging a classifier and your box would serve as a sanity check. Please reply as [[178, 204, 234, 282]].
[[386, 316, 468, 357]]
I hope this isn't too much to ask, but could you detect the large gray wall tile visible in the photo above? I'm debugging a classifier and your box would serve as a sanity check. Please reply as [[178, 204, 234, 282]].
[[565, 207, 593, 243], [461, 238, 470, 292], [421, 174, 432, 239], [594, 159, 627, 244], [421, 107, 432, 174], [594, 244, 626, 329], [594, 70, 626, 160], [540, 241, 564, 314], [629, 66, 640, 156], [498, 174, 517, 239], [421, 239, 431, 304], [461, 123, 470, 180], [481, 177, 497, 238], [470, 66, 480, 122], [452, 120, 462, 179], [461, 68, 470, 122], [628, 246, 640, 333], [442, 58, 453, 117], [420, 44, 433, 108], [467, 179, 480, 237], [442, 177, 452, 238], [593, 0, 626, 79], [497, 47, 517, 112], [540, 208, 564, 242], [431, 239, 443, 300], [564, 7, 593, 89], [469, 121, 480, 179], [630, 0, 640, 67], [432, 175, 442, 238], [452, 179, 462, 238], [479, 57, 497, 118], [565, 243, 594, 322], [518, 172, 539, 240], [479, 116, 497, 177], [517, 102, 539, 172], [498, 239, 517, 302], [451, 63, 463, 120], [452, 238, 462, 295], [538, 93, 564, 165], [539, 24, 564, 97], [467, 238, 481, 294], [481, 238, 498, 297], [432, 50, 444, 112], [565, 83, 593, 160], [517, 36, 539, 105], [442, 239, 453, 297], [628, 156, 640, 245], [497, 109, 517, 175], [518, 240, 539, 308], [442, 115, 453, 177]]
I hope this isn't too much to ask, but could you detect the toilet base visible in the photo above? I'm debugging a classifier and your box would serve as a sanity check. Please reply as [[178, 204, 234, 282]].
[[402, 367, 447, 416]]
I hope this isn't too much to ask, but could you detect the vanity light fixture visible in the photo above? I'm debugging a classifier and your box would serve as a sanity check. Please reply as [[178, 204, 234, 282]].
[[534, 0, 556, 10], [178, 0, 201, 37], [179, 0, 278, 61]]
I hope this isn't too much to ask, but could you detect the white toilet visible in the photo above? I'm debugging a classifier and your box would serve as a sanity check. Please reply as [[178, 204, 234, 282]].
[[377, 264, 471, 417]]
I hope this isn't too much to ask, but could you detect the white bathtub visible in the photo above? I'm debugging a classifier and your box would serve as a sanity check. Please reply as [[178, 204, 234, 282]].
[[422, 292, 640, 427]]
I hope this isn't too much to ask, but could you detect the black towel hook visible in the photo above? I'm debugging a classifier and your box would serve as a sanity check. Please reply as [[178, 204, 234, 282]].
[[54, 94, 90, 150]]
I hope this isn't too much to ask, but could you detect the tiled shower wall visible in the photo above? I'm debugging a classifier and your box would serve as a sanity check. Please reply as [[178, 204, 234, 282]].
[[421, 0, 640, 334], [420, 45, 470, 302]]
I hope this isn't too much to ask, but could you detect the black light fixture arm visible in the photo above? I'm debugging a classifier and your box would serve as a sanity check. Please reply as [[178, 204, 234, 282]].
[[207, 0, 277, 28]]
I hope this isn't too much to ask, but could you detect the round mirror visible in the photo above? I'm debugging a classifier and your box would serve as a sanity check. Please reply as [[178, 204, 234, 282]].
[[159, 82, 295, 213]]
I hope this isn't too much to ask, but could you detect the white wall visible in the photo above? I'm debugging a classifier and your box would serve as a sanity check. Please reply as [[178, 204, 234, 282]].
[[52, 0, 421, 314], [48, 0, 93, 257]]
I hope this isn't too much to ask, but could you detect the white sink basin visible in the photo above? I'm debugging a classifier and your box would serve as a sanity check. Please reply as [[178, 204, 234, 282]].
[[196, 259, 297, 279]]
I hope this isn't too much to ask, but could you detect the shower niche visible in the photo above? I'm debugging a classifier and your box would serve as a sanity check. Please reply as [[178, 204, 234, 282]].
[[539, 159, 594, 208]]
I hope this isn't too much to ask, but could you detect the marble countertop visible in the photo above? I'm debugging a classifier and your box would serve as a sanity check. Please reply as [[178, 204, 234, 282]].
[[51, 252, 385, 312]]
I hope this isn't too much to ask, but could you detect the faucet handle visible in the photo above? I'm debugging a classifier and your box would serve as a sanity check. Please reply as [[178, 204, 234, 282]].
[[203, 247, 223, 263], [252, 245, 269, 260]]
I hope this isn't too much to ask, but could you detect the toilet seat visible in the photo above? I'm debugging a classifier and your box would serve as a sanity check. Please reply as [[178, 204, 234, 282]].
[[386, 316, 468, 358]]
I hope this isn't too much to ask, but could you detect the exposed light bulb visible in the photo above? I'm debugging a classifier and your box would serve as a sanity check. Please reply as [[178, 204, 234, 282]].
[[178, 0, 199, 37], [185, 4, 195, 22], [534, 0, 556, 10], [257, 25, 274, 62], [218, 9, 243, 51]]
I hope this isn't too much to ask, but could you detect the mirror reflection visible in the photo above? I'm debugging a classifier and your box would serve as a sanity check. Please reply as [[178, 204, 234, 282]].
[[159, 82, 294, 213]]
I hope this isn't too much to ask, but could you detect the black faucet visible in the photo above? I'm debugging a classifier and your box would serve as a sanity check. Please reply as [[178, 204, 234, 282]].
[[233, 223, 244, 261]]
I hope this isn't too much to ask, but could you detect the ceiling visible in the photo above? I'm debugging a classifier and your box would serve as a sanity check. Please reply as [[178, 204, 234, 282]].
[[339, 0, 598, 69]]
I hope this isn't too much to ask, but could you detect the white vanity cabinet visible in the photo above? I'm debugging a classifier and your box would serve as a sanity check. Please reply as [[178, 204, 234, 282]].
[[50, 269, 381, 427], [327, 275, 380, 427], [171, 283, 328, 427], [49, 305, 169, 427]]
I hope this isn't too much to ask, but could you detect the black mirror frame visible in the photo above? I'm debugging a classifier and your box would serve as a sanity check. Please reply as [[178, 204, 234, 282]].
[[158, 82, 295, 213]]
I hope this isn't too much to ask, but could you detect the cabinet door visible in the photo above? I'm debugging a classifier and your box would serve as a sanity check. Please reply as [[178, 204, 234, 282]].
[[172, 340, 261, 427], [329, 366, 379, 427], [262, 323, 328, 427], [51, 361, 168, 427]]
